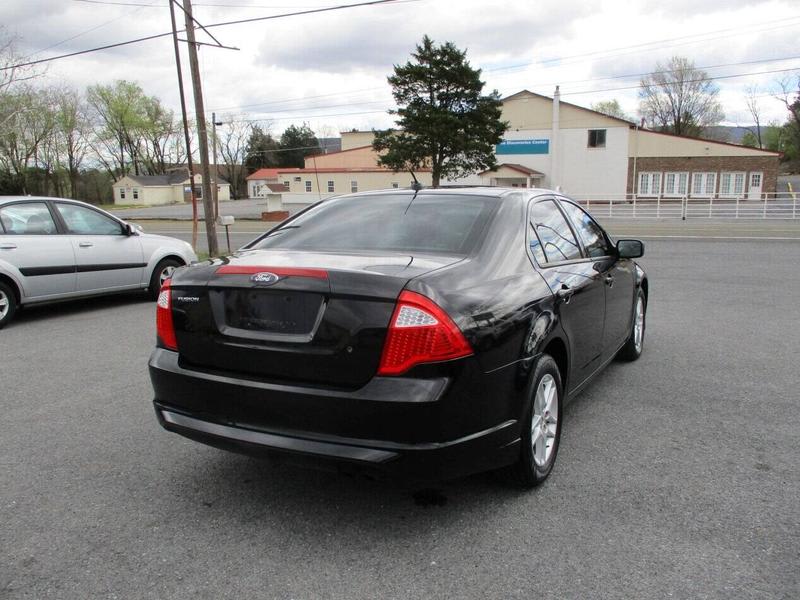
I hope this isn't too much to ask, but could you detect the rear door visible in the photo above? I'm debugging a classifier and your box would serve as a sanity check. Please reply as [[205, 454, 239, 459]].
[[0, 201, 76, 299], [53, 202, 145, 293], [529, 198, 605, 389], [558, 199, 635, 358]]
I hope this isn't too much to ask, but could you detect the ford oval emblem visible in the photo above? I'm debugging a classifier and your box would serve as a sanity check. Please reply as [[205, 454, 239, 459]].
[[250, 271, 280, 285]]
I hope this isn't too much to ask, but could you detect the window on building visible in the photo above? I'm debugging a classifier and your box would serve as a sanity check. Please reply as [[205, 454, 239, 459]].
[[294, 176, 302, 182], [119, 188, 126, 200], [691, 173, 716, 197], [351, 180, 358, 193], [719, 172, 746, 197], [305, 180, 312, 193], [327, 180, 335, 193], [391, 182, 399, 189], [132, 188, 139, 200], [283, 180, 290, 188], [637, 172, 661, 197], [587, 129, 606, 148], [663, 172, 689, 197]]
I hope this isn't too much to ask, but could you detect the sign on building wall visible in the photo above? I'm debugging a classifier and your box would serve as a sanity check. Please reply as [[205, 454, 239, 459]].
[[496, 139, 549, 155]]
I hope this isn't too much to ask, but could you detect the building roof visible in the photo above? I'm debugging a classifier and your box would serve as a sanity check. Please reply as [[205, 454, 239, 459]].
[[277, 167, 431, 174], [502, 89, 636, 126], [479, 163, 545, 177], [124, 171, 189, 186], [119, 170, 229, 186], [305, 144, 374, 160], [246, 168, 281, 181]]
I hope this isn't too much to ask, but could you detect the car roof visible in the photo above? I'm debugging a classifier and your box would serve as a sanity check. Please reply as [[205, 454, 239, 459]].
[[335, 186, 558, 201]]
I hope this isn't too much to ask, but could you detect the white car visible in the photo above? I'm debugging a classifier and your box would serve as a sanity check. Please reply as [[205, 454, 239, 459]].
[[0, 196, 197, 328]]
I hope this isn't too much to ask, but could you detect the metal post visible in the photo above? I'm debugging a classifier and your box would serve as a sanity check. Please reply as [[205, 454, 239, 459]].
[[609, 197, 613, 218], [632, 194, 637, 218], [656, 195, 660, 218], [708, 194, 712, 218], [681, 195, 687, 221], [212, 111, 219, 222], [793, 196, 797, 220], [763, 195, 767, 219], [225, 224, 231, 254], [183, 0, 219, 256], [735, 196, 739, 219]]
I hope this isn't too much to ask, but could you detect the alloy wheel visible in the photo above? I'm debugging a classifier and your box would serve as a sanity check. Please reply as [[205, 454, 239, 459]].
[[634, 296, 645, 352], [159, 265, 176, 287], [0, 289, 9, 319], [531, 373, 558, 467]]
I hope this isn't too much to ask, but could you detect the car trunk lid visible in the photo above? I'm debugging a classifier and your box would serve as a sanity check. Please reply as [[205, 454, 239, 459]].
[[170, 250, 461, 388]]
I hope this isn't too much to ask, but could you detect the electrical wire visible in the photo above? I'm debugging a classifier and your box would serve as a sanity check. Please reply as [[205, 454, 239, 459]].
[[1, 0, 412, 71]]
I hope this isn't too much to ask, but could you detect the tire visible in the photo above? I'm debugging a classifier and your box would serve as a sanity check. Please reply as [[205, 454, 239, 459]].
[[499, 355, 563, 488], [617, 289, 646, 362], [0, 280, 18, 329], [148, 258, 181, 300]]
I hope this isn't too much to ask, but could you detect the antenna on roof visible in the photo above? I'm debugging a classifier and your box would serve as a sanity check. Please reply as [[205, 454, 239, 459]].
[[409, 170, 423, 191]]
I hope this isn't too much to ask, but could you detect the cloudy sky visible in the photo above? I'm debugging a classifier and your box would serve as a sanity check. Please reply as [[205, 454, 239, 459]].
[[3, 0, 799, 137]]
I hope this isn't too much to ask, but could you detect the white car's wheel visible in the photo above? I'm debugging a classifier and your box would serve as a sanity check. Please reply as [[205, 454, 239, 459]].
[[148, 258, 181, 300], [0, 281, 18, 329]]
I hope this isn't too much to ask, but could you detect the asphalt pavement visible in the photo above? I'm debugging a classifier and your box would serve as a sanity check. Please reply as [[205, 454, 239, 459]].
[[1, 237, 799, 599]]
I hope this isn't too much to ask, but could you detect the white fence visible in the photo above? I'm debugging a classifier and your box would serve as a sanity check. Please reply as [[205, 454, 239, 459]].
[[578, 193, 799, 220]]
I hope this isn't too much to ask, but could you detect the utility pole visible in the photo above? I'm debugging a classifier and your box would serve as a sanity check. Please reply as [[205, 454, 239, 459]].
[[168, 0, 198, 250], [182, 0, 219, 256]]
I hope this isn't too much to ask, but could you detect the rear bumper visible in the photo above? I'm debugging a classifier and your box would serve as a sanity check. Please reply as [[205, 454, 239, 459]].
[[149, 348, 522, 481]]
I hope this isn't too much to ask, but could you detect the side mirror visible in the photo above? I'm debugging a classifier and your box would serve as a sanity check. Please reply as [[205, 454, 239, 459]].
[[125, 222, 143, 236], [616, 239, 644, 259]]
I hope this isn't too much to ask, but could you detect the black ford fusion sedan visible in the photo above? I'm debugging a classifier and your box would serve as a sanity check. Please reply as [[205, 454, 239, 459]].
[[149, 188, 647, 487]]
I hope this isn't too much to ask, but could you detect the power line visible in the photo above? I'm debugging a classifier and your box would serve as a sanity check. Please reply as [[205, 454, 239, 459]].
[[559, 66, 800, 97], [32, 0, 161, 57], [1, 0, 412, 71], [207, 55, 800, 118], [207, 16, 800, 113], [213, 65, 800, 126]]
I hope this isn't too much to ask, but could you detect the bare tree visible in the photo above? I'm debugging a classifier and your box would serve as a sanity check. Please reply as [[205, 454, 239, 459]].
[[0, 28, 42, 95], [638, 56, 724, 137], [0, 87, 55, 194], [54, 87, 91, 198], [744, 85, 764, 149], [775, 76, 800, 131], [215, 115, 253, 199]]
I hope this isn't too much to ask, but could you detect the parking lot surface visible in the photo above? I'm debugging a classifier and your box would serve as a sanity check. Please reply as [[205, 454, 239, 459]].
[[2, 235, 799, 599]]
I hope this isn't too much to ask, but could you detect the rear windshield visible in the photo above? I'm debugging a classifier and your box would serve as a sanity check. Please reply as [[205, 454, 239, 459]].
[[248, 194, 498, 255]]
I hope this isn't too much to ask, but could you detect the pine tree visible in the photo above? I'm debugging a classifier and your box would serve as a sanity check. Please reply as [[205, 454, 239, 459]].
[[373, 36, 507, 187]]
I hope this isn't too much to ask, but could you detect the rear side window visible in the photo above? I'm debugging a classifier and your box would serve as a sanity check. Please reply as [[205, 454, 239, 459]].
[[0, 203, 57, 235], [250, 194, 498, 255], [559, 201, 611, 258], [529, 200, 581, 263]]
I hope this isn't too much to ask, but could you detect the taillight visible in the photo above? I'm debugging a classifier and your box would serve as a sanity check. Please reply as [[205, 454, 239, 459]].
[[378, 290, 473, 376], [156, 278, 178, 351]]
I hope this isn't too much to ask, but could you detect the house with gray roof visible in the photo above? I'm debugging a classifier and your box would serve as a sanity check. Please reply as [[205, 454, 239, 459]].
[[111, 169, 231, 205]]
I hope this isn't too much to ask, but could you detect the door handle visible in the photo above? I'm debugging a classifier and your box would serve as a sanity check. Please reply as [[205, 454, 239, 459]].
[[79, 242, 94, 248], [556, 284, 574, 304], [604, 274, 614, 287], [0, 243, 17, 250]]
